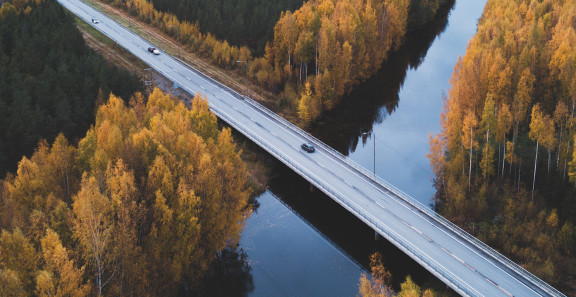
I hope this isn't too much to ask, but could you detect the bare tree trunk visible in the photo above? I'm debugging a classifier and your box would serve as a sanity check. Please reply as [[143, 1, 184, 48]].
[[557, 126, 563, 169], [547, 149, 551, 174], [563, 140, 570, 182], [469, 126, 473, 190], [518, 160, 522, 192], [497, 143, 501, 177], [299, 62, 302, 84], [315, 43, 318, 75], [97, 254, 103, 296], [461, 138, 466, 175], [65, 172, 70, 202], [502, 132, 507, 176], [532, 140, 539, 200]]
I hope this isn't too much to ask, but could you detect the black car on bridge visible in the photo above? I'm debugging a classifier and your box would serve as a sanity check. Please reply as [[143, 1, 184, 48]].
[[301, 143, 315, 153]]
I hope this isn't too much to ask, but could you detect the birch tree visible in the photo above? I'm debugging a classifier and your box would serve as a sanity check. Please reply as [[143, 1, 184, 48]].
[[529, 105, 555, 199], [72, 175, 113, 296], [462, 111, 478, 189]]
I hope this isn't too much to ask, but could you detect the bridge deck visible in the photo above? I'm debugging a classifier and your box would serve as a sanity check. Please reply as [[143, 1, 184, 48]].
[[57, 0, 565, 295]]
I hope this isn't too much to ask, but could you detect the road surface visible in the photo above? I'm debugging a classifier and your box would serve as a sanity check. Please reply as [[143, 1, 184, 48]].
[[57, 0, 565, 295]]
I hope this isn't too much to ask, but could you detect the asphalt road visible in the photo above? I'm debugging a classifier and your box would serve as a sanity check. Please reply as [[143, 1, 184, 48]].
[[57, 0, 565, 295]]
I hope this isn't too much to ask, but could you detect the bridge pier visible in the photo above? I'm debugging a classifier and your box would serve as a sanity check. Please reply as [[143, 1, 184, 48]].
[[374, 230, 380, 241], [310, 182, 315, 192]]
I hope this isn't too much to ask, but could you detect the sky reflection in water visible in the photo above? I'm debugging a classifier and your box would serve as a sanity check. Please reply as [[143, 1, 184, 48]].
[[239, 1, 488, 296]]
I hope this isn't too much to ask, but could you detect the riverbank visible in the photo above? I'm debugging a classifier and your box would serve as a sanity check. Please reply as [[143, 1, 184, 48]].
[[73, 1, 476, 295]]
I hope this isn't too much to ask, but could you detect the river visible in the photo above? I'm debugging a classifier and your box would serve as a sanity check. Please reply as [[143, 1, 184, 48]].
[[221, 1, 488, 296]]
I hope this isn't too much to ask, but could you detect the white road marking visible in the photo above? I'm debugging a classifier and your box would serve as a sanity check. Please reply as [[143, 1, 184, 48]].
[[311, 146, 540, 295], [61, 0, 544, 294]]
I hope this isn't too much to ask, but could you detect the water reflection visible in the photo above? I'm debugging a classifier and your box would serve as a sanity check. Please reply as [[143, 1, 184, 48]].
[[227, 0, 492, 295], [193, 248, 254, 297], [309, 0, 454, 155], [240, 188, 364, 297], [260, 164, 453, 294]]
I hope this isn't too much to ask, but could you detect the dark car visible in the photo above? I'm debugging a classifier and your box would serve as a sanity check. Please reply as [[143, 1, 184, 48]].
[[148, 47, 160, 55], [91, 18, 100, 24], [301, 143, 315, 153]]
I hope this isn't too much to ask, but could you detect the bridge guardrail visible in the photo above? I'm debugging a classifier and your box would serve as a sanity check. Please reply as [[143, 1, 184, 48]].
[[237, 96, 564, 296], [163, 32, 563, 297], [211, 106, 478, 297], [69, 1, 563, 293]]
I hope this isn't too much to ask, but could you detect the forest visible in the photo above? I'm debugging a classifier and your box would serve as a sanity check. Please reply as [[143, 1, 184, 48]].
[[428, 0, 576, 293], [0, 88, 251, 296], [269, 0, 448, 125], [148, 0, 305, 55], [97, 0, 449, 124], [0, 0, 141, 177]]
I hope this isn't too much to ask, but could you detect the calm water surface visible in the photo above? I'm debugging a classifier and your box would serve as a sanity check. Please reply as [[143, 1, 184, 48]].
[[236, 1, 488, 296], [312, 0, 487, 205], [240, 191, 363, 297]]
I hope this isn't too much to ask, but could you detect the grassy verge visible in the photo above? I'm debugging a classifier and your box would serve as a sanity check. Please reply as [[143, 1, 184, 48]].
[[75, 16, 149, 74], [77, 0, 278, 106]]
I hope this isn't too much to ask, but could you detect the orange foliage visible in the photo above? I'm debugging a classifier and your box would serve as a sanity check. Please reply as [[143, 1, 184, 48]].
[[429, 0, 576, 291], [268, 0, 411, 123]]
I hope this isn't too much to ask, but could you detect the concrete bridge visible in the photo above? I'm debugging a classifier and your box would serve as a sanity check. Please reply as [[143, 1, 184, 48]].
[[57, 0, 565, 295]]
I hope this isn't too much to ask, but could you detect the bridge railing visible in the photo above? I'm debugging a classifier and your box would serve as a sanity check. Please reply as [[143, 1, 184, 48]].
[[210, 106, 478, 297], [238, 95, 564, 297], [91, 8, 560, 292], [370, 175, 564, 296], [61, 1, 562, 295], [172, 46, 561, 297]]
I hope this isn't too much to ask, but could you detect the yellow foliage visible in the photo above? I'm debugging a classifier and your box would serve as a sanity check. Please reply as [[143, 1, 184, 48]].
[[269, 0, 411, 122], [0, 228, 37, 291], [39, 229, 90, 297], [398, 275, 421, 297]]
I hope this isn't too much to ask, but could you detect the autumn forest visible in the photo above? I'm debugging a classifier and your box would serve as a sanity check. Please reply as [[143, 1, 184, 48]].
[[0, 88, 251, 296], [1, 0, 576, 295], [428, 0, 576, 293]]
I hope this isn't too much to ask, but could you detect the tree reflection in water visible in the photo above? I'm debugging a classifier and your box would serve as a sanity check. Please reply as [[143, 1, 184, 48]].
[[188, 1, 458, 296], [309, 0, 455, 155], [191, 247, 254, 297]]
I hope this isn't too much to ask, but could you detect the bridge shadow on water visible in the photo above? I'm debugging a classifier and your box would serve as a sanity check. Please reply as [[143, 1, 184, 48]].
[[268, 1, 459, 293], [309, 0, 455, 156], [265, 161, 457, 295], [199, 1, 459, 295]]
